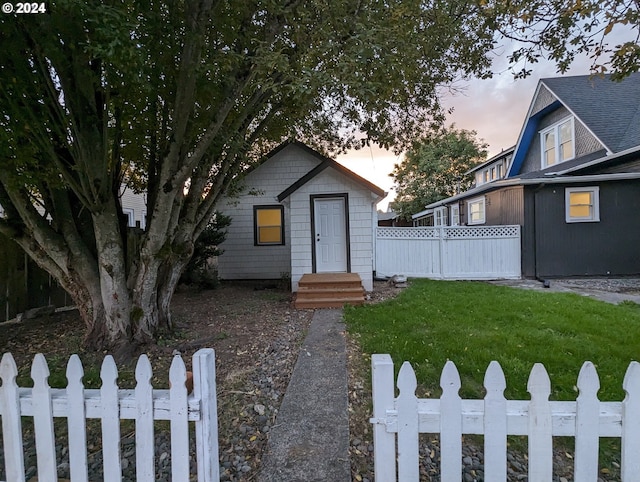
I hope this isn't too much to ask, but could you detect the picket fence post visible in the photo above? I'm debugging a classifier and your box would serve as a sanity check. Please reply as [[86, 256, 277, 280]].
[[397, 362, 419, 481], [32, 354, 57, 482], [622, 361, 640, 479], [194, 348, 220, 482], [101, 355, 123, 481], [483, 361, 507, 481], [0, 353, 26, 482], [574, 361, 600, 481], [66, 354, 89, 482], [135, 354, 155, 481], [371, 354, 396, 481], [170, 353, 190, 480], [440, 361, 462, 480]]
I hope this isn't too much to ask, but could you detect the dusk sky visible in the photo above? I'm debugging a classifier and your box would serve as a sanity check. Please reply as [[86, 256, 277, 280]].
[[336, 32, 632, 210]]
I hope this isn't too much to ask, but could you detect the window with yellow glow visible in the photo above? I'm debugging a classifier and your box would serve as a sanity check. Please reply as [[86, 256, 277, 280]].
[[565, 187, 600, 223], [254, 206, 284, 245]]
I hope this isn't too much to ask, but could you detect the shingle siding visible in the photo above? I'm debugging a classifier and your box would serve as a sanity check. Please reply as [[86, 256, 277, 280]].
[[530, 85, 557, 116], [520, 106, 605, 175]]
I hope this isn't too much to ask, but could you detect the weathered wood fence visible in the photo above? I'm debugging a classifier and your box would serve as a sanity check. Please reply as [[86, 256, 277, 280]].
[[375, 226, 521, 280], [0, 348, 219, 482], [371, 354, 640, 481]]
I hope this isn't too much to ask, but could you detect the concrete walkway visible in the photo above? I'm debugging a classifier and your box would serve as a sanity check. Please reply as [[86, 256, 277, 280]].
[[258, 309, 350, 482]]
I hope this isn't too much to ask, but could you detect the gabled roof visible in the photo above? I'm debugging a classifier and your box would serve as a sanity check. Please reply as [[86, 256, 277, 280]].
[[272, 140, 386, 201], [508, 73, 640, 177], [543, 73, 640, 153]]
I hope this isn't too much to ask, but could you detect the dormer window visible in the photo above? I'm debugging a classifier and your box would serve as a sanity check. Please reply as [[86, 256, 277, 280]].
[[540, 117, 574, 168]]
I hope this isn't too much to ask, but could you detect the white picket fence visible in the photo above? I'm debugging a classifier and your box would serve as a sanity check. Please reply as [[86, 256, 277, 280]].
[[0, 349, 219, 482], [375, 226, 521, 280], [371, 354, 640, 482]]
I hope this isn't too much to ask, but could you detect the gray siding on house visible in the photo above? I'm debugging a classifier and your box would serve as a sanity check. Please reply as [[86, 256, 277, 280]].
[[522, 188, 537, 278], [533, 180, 640, 277], [485, 186, 525, 225]]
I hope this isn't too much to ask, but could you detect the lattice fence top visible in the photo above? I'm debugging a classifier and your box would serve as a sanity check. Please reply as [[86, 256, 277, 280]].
[[443, 225, 520, 238], [377, 225, 520, 239], [376, 227, 440, 239]]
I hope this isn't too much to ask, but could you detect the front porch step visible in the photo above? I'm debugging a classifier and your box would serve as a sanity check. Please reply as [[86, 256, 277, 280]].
[[294, 273, 365, 309]]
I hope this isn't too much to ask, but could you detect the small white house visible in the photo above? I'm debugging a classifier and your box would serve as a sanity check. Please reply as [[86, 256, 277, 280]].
[[216, 141, 386, 291]]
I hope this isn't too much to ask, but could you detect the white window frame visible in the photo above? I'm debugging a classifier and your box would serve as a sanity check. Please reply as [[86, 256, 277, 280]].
[[122, 208, 135, 227], [434, 207, 448, 227], [451, 205, 460, 226], [467, 197, 486, 225], [540, 116, 575, 169], [565, 187, 600, 223]]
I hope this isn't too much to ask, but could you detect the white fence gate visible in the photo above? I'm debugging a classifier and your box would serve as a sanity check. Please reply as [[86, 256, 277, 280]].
[[371, 354, 640, 481], [0, 349, 219, 482], [375, 226, 521, 280]]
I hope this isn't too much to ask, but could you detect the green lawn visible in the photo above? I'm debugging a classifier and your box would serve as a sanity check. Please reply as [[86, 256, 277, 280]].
[[345, 279, 640, 401]]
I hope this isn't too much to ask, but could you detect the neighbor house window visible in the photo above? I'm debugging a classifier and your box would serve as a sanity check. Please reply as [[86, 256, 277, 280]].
[[434, 207, 448, 227], [451, 205, 460, 226], [541, 117, 574, 168], [565, 187, 600, 223], [254, 205, 285, 245], [467, 197, 485, 225]]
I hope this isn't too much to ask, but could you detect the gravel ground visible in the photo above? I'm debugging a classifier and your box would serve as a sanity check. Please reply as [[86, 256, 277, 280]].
[[0, 282, 313, 482]]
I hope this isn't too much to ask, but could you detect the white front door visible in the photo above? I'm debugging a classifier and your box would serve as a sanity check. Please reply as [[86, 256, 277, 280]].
[[314, 197, 348, 272]]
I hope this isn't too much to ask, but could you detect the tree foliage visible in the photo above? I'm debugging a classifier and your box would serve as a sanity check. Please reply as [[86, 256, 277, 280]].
[[0, 0, 497, 353], [484, 0, 640, 80], [180, 212, 231, 287], [0, 0, 637, 355], [391, 127, 488, 219]]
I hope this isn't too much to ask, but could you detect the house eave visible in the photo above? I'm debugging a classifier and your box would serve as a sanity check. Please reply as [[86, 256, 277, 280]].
[[425, 172, 640, 209], [272, 142, 386, 202], [545, 144, 640, 176]]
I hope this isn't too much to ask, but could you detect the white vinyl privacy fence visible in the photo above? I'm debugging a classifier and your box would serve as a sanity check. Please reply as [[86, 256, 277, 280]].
[[375, 226, 521, 279], [0, 349, 219, 482], [371, 354, 640, 482]]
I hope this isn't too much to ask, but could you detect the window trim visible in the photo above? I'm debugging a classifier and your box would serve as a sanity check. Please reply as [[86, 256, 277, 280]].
[[122, 208, 135, 227], [565, 187, 600, 223], [434, 206, 448, 227], [253, 205, 285, 246], [450, 205, 460, 226], [467, 197, 486, 225], [540, 116, 575, 169]]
